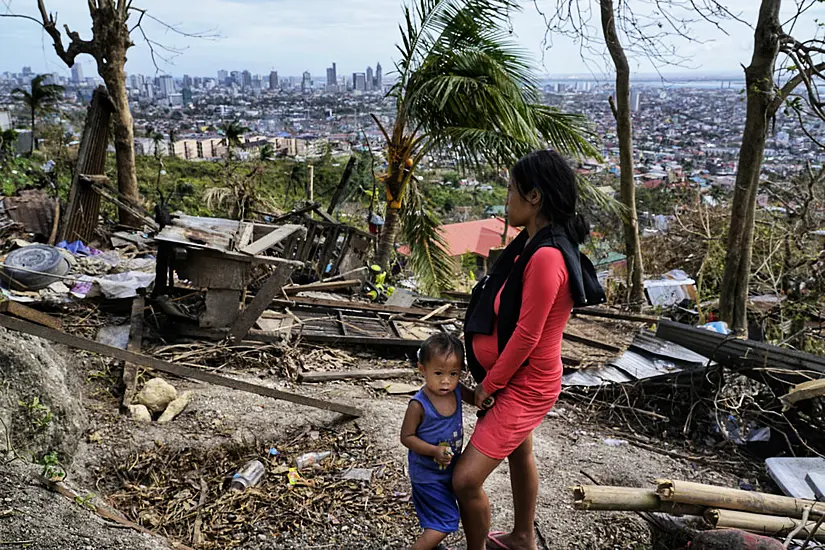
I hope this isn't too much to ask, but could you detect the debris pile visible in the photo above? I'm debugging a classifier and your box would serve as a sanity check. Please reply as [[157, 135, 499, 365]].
[[106, 424, 417, 549]]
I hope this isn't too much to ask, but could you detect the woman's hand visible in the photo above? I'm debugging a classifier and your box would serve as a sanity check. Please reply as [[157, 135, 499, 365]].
[[474, 385, 494, 410]]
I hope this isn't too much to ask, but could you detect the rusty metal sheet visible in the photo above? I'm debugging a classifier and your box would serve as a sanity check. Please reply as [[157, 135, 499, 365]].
[[2, 190, 56, 238]]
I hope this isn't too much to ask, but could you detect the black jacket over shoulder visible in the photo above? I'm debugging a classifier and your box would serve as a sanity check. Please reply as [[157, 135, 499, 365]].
[[463, 224, 606, 384]]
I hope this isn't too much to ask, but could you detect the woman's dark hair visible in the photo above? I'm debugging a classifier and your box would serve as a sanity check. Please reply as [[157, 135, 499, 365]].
[[417, 333, 465, 368], [511, 149, 589, 245]]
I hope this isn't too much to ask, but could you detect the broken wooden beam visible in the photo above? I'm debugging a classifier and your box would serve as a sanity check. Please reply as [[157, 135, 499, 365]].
[[573, 308, 658, 324], [0, 314, 362, 418], [120, 295, 144, 412], [0, 300, 62, 330], [282, 279, 361, 295], [420, 303, 451, 322], [240, 224, 305, 256], [297, 332, 422, 349], [229, 266, 294, 342], [299, 368, 415, 383], [781, 379, 825, 408]]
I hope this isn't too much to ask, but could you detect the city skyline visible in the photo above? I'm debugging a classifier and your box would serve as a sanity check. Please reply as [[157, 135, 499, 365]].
[[2, 0, 824, 80]]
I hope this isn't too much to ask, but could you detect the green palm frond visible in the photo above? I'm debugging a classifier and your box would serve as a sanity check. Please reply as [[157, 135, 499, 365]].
[[577, 176, 626, 219], [11, 74, 64, 114], [401, 178, 455, 296]]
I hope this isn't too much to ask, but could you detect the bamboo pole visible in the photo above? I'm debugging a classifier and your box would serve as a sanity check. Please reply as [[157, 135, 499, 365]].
[[657, 479, 825, 520], [706, 509, 825, 541], [572, 485, 704, 516]]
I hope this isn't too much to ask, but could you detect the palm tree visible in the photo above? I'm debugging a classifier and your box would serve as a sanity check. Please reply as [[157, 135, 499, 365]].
[[372, 0, 598, 292], [218, 121, 249, 168], [259, 143, 275, 162], [11, 74, 64, 155]]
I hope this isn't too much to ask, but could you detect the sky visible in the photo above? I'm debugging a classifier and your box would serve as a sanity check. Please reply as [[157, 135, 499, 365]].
[[1, 0, 824, 81]]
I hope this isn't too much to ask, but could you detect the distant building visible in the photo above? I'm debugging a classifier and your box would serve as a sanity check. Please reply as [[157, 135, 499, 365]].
[[0, 110, 11, 131], [353, 72, 366, 92], [269, 71, 279, 90], [301, 71, 312, 92], [182, 74, 192, 88], [326, 63, 337, 88], [366, 66, 374, 91], [71, 62, 84, 84], [22, 66, 32, 77], [159, 75, 175, 98], [218, 69, 228, 84], [169, 93, 183, 106], [375, 62, 382, 90], [242, 70, 252, 89], [182, 88, 193, 104], [631, 89, 642, 112]]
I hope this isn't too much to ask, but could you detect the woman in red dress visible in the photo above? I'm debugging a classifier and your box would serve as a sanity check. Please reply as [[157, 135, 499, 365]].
[[453, 149, 604, 550]]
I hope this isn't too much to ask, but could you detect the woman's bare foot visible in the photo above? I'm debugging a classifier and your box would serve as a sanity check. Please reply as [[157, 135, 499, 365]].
[[486, 531, 537, 550]]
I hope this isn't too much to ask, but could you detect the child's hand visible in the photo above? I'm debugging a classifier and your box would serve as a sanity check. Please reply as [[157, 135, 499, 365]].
[[434, 445, 454, 466]]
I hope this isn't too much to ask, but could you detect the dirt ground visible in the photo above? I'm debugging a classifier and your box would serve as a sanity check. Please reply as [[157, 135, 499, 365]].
[[1, 341, 744, 550]]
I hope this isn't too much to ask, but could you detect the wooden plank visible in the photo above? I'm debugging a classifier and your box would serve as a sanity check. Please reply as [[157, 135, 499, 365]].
[[337, 309, 348, 337], [420, 303, 451, 322], [562, 332, 623, 353], [283, 279, 361, 295], [0, 301, 62, 330], [573, 308, 658, 324], [241, 224, 305, 256], [299, 368, 414, 383], [0, 314, 362, 418], [235, 221, 255, 250], [272, 296, 451, 318], [229, 266, 294, 341], [120, 295, 144, 410], [298, 332, 423, 349]]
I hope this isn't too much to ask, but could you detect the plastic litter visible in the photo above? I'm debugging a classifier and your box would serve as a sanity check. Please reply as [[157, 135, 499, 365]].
[[229, 459, 265, 492]]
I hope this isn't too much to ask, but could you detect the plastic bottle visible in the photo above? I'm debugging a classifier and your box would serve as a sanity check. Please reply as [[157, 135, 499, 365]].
[[295, 451, 331, 469], [229, 459, 265, 492]]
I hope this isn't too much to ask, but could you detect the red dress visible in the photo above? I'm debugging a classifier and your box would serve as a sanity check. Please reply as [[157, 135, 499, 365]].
[[470, 247, 573, 460]]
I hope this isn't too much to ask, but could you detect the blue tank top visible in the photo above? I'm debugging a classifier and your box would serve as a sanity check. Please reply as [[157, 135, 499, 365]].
[[407, 386, 463, 483]]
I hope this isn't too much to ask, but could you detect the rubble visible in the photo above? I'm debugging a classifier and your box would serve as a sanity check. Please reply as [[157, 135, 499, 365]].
[[137, 377, 179, 414]]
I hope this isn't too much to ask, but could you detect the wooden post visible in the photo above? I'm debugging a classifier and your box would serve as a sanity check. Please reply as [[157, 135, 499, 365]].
[[308, 164, 314, 201], [59, 87, 114, 243]]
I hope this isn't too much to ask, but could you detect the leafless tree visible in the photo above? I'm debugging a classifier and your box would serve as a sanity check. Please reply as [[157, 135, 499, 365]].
[[1, 0, 215, 225]]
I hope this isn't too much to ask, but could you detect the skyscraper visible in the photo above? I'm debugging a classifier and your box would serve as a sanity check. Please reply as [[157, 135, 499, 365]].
[[326, 63, 337, 88], [182, 74, 192, 88], [353, 73, 367, 92], [242, 70, 252, 89], [302, 71, 312, 92], [269, 71, 279, 90], [71, 62, 84, 84], [217, 69, 228, 84], [630, 89, 642, 112], [159, 75, 175, 98], [366, 66, 374, 91], [375, 62, 383, 91]]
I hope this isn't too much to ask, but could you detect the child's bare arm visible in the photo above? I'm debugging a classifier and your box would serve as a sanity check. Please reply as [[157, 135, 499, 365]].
[[400, 401, 441, 458], [459, 382, 476, 405], [460, 382, 494, 408]]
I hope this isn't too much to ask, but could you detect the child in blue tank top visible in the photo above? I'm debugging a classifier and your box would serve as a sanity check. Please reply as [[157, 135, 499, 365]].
[[400, 333, 492, 550]]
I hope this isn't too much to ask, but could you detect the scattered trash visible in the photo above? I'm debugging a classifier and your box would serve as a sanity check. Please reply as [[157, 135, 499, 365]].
[[96, 325, 131, 350], [1, 244, 70, 290], [700, 321, 731, 335], [287, 467, 304, 486], [341, 468, 374, 482], [295, 451, 332, 470], [229, 460, 266, 492], [603, 438, 629, 447], [369, 381, 421, 395], [268, 447, 280, 457]]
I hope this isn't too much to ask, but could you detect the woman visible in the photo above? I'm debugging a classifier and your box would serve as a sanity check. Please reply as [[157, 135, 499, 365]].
[[453, 149, 605, 550]]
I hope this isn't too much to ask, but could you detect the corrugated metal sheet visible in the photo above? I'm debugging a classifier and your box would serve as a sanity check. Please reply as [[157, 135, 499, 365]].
[[562, 332, 712, 388]]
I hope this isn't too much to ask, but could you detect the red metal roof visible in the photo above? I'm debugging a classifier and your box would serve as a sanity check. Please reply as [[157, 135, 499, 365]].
[[398, 217, 520, 258]]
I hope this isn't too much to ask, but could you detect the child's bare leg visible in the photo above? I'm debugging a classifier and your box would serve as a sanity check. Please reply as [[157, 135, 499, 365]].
[[412, 528, 448, 550]]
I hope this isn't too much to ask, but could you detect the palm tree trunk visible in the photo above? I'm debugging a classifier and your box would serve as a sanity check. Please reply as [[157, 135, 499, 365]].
[[600, 0, 644, 306], [30, 107, 36, 155], [376, 205, 400, 269], [718, 0, 781, 336]]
